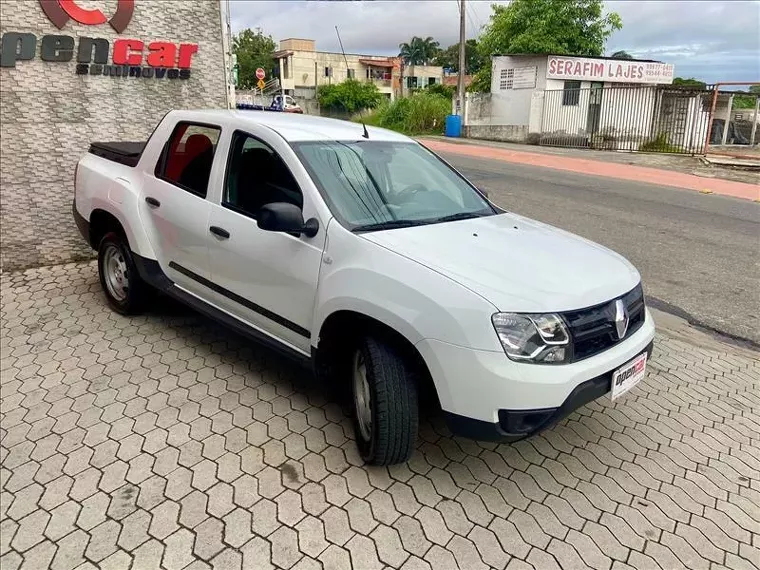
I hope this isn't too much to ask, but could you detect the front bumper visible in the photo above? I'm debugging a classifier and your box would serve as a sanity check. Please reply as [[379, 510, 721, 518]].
[[444, 340, 653, 442], [415, 308, 656, 442]]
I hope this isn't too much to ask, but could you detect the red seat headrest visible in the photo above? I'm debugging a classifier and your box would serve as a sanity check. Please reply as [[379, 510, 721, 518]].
[[185, 134, 212, 158]]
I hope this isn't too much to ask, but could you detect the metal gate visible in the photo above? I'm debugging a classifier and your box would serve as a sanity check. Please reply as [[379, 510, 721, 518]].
[[539, 84, 713, 154]]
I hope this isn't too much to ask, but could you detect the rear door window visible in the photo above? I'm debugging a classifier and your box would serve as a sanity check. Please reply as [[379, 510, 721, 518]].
[[156, 122, 221, 197]]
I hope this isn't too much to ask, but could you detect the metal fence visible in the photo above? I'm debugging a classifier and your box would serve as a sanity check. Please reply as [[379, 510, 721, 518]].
[[539, 85, 714, 154]]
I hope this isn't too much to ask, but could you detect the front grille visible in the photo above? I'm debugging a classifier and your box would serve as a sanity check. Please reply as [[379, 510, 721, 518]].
[[562, 284, 645, 362]]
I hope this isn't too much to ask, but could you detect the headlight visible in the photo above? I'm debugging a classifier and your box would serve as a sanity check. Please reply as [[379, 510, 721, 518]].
[[491, 312, 570, 364]]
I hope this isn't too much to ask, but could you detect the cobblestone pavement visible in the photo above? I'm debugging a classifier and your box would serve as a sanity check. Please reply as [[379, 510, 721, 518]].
[[1, 262, 759, 570]]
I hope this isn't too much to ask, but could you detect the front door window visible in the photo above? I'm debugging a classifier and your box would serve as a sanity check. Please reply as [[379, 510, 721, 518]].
[[223, 131, 304, 219]]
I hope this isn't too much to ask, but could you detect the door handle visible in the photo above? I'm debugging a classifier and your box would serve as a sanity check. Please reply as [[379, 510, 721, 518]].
[[145, 196, 160, 207], [209, 226, 230, 239]]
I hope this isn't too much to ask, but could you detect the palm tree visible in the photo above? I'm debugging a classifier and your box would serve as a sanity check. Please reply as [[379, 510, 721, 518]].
[[399, 39, 423, 65], [399, 36, 441, 65]]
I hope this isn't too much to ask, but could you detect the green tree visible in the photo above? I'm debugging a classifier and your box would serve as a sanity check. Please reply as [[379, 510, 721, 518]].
[[471, 0, 622, 92], [399, 36, 441, 65], [610, 50, 633, 59], [734, 85, 760, 109], [317, 79, 383, 113], [233, 28, 276, 90], [433, 39, 485, 74]]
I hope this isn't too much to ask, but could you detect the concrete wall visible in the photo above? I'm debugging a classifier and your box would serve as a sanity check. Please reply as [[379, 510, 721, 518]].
[[0, 0, 228, 271], [487, 55, 547, 128], [464, 124, 529, 143], [463, 55, 546, 142], [463, 93, 532, 143]]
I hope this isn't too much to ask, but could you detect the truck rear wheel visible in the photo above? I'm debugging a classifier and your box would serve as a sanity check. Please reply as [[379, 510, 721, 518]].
[[97, 232, 149, 315], [351, 335, 419, 465]]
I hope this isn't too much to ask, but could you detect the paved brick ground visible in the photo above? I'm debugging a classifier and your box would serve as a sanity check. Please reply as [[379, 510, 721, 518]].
[[1, 262, 759, 570]]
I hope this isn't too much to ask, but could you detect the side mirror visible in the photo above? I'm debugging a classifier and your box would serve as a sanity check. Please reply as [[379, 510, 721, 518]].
[[257, 202, 319, 238]]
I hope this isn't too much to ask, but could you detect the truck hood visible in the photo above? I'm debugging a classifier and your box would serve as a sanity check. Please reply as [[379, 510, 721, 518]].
[[361, 212, 641, 312]]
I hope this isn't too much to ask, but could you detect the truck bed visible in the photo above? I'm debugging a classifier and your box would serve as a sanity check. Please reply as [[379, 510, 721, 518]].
[[88, 141, 146, 167]]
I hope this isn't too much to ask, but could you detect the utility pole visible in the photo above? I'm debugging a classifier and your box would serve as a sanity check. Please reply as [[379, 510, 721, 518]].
[[457, 0, 466, 116]]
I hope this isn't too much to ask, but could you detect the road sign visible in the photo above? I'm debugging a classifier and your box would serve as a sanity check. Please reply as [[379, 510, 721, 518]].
[[255, 68, 266, 80], [257, 78, 266, 90]]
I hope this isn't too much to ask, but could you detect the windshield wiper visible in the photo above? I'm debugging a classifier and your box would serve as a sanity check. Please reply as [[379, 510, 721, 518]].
[[352, 219, 432, 232], [432, 211, 490, 223]]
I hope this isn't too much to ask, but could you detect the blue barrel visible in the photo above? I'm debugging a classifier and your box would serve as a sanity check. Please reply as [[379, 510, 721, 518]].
[[445, 114, 462, 137]]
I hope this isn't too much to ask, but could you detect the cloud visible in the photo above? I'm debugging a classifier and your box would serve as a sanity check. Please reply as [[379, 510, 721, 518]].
[[230, 0, 760, 82], [605, 0, 760, 82]]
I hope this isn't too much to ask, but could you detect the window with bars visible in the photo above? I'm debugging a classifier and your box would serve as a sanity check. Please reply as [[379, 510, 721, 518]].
[[562, 80, 581, 106], [499, 68, 514, 90]]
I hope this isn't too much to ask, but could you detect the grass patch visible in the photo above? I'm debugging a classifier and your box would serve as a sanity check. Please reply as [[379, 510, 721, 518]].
[[639, 132, 682, 153], [354, 92, 451, 135]]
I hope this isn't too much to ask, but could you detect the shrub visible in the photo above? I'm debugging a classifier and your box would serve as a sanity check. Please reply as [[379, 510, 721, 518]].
[[425, 83, 455, 100], [357, 92, 451, 135], [639, 132, 681, 153], [317, 80, 382, 114], [525, 133, 541, 145]]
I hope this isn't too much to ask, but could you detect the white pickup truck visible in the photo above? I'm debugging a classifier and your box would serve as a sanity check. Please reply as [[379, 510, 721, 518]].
[[73, 110, 655, 465]]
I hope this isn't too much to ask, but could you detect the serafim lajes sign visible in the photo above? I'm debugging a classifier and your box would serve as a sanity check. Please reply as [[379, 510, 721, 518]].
[[546, 55, 674, 85], [0, 0, 199, 80]]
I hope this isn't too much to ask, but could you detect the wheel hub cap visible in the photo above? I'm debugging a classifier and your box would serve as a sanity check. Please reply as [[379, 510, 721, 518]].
[[103, 245, 129, 302], [353, 351, 372, 442]]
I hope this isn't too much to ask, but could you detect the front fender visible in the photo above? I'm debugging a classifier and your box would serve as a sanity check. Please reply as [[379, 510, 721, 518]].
[[313, 223, 502, 352]]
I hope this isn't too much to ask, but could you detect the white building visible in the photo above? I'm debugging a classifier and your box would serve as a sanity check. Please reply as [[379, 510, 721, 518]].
[[465, 53, 682, 149]]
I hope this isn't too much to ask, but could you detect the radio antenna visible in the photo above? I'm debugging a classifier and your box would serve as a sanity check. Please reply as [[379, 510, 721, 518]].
[[335, 25, 369, 139]]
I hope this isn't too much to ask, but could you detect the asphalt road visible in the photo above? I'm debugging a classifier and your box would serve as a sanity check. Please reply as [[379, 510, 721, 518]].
[[439, 151, 760, 345]]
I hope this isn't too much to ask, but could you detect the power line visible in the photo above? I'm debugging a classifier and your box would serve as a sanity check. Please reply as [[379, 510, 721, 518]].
[[466, 1, 484, 36]]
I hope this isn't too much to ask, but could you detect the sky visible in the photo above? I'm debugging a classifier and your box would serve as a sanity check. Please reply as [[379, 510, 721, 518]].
[[229, 0, 760, 84]]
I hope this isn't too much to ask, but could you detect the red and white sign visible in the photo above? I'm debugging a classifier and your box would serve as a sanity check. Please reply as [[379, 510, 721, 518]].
[[255, 67, 266, 80], [546, 55, 674, 85], [0, 0, 199, 78]]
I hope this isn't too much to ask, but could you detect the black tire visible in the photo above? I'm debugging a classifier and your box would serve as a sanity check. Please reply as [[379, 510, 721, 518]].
[[352, 335, 419, 465], [97, 232, 150, 315]]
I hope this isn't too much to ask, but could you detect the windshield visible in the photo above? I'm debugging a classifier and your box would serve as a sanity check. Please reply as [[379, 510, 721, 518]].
[[291, 140, 496, 231]]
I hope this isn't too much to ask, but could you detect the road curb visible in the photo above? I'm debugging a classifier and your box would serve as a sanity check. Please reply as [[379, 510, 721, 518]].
[[650, 307, 759, 358]]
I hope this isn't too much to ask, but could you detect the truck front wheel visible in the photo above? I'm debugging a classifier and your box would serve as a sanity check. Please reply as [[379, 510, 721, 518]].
[[351, 335, 419, 465], [97, 232, 149, 315]]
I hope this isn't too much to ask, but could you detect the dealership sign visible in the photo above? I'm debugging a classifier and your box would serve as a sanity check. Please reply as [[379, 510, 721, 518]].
[[547, 55, 674, 85], [0, 0, 198, 80]]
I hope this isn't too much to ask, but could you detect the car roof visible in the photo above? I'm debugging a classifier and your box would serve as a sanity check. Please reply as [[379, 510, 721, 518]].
[[169, 109, 414, 143]]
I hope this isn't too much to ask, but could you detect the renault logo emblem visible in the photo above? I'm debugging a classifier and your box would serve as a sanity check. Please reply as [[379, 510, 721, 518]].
[[613, 299, 629, 339]]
